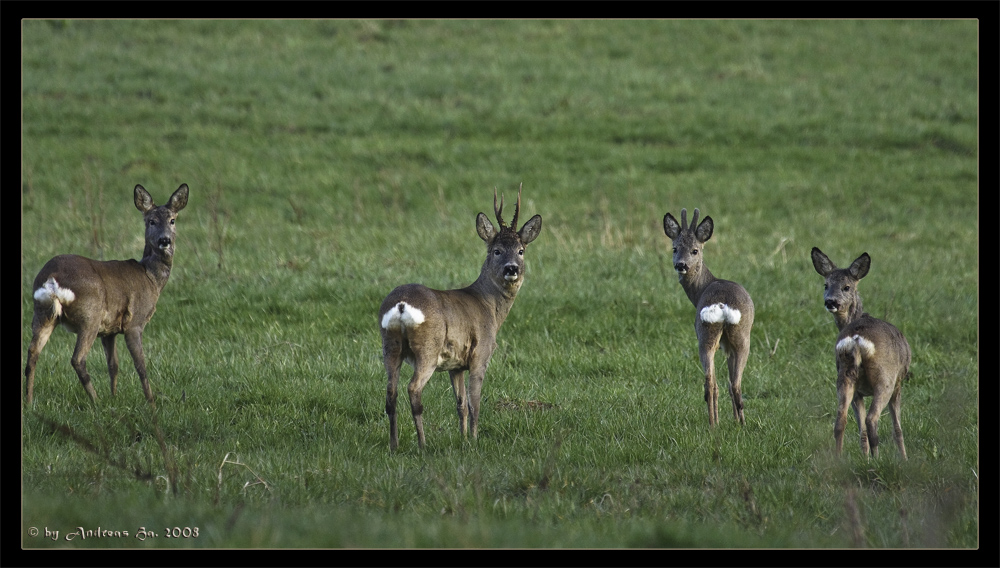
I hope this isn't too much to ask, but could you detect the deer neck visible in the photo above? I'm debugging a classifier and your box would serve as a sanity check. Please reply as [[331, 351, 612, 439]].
[[468, 269, 521, 327], [140, 244, 173, 291], [832, 295, 865, 332], [678, 264, 716, 307]]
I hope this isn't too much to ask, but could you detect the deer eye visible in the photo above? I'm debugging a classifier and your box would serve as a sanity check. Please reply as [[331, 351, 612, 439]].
[[170, 218, 176, 225], [672, 247, 677, 253], [823, 283, 828, 290], [691, 249, 698, 255], [518, 249, 524, 256], [493, 249, 501, 256], [843, 285, 850, 291]]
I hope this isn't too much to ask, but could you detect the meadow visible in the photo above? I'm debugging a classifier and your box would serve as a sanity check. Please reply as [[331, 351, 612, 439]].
[[21, 20, 978, 550]]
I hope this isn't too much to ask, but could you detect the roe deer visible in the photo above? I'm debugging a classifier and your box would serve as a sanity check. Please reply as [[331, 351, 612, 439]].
[[379, 185, 542, 450], [811, 247, 910, 459], [24, 184, 189, 405], [663, 208, 754, 426]]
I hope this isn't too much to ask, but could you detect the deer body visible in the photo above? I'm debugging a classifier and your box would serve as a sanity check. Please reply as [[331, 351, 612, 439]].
[[664, 208, 754, 426], [811, 248, 909, 459], [379, 187, 542, 450], [24, 184, 189, 404]]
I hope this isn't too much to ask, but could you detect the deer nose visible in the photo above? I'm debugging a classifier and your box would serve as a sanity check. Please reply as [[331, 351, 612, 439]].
[[158, 237, 172, 248], [503, 264, 519, 280], [825, 299, 839, 311], [674, 262, 688, 273]]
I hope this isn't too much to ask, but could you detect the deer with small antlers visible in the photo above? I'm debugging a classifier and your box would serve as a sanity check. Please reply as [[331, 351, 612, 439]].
[[811, 248, 910, 459], [663, 208, 754, 426], [24, 184, 189, 405], [379, 185, 542, 450]]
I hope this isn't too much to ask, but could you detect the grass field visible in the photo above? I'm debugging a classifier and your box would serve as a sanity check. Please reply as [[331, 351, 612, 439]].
[[21, 20, 978, 550]]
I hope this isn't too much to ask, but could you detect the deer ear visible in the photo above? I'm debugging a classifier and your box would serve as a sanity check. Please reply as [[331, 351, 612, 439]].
[[134, 185, 154, 213], [663, 213, 680, 239], [694, 216, 714, 243], [811, 247, 836, 276], [168, 184, 189, 213], [849, 253, 871, 280], [518, 214, 542, 245], [476, 212, 496, 243]]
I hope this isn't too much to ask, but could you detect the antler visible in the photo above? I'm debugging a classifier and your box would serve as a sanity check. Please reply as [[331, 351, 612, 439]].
[[680, 208, 688, 231], [494, 187, 506, 228], [494, 184, 523, 230], [512, 182, 522, 229], [689, 208, 700, 230]]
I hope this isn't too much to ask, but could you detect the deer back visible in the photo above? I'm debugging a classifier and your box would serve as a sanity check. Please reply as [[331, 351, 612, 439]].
[[34, 256, 158, 335]]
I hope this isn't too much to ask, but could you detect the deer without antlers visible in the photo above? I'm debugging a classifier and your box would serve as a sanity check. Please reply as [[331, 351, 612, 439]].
[[811, 247, 910, 460], [379, 185, 542, 450], [663, 208, 754, 426], [24, 184, 189, 405]]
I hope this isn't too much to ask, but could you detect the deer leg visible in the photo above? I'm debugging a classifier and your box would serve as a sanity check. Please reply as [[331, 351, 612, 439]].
[[466, 369, 485, 440], [102, 335, 120, 396], [70, 328, 100, 403], [25, 313, 57, 405], [700, 354, 719, 427], [123, 329, 154, 403], [449, 370, 469, 437], [464, 354, 496, 440], [723, 334, 748, 425], [865, 387, 893, 460], [382, 339, 403, 451], [889, 383, 907, 460], [382, 347, 403, 450], [698, 325, 723, 427], [851, 393, 870, 457], [407, 360, 437, 449], [834, 376, 856, 455]]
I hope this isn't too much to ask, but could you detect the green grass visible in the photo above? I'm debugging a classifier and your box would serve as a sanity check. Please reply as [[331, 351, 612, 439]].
[[21, 20, 978, 549]]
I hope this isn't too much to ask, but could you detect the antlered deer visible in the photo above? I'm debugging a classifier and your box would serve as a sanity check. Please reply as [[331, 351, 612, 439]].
[[811, 247, 910, 459], [663, 208, 754, 426], [379, 185, 542, 450], [24, 184, 189, 405]]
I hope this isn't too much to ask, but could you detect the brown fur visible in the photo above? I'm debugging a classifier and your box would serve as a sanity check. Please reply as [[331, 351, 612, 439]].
[[379, 186, 542, 450], [664, 208, 754, 426], [811, 247, 910, 459], [24, 184, 189, 404]]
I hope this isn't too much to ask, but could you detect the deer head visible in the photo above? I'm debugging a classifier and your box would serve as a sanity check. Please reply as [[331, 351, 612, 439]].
[[811, 247, 869, 327], [663, 207, 714, 278], [475, 184, 542, 291]]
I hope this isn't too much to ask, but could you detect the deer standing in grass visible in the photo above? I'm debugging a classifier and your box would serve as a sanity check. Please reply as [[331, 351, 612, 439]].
[[663, 208, 754, 426], [24, 184, 189, 405], [379, 186, 542, 450], [811, 248, 910, 460]]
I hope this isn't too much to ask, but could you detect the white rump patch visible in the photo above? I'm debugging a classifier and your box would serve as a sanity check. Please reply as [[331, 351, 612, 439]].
[[836, 335, 876, 358], [381, 302, 426, 331], [34, 277, 76, 316], [700, 303, 741, 325]]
